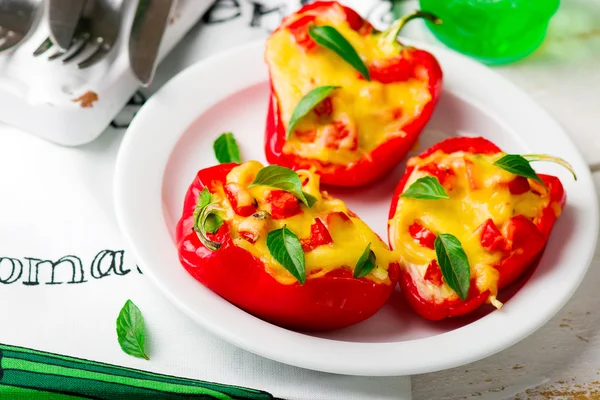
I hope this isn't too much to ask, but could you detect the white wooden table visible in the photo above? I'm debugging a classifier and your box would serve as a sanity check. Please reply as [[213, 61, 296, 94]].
[[142, 1, 600, 398]]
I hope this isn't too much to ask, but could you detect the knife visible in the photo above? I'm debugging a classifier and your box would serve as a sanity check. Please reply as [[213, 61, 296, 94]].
[[47, 0, 88, 51], [129, 0, 174, 87]]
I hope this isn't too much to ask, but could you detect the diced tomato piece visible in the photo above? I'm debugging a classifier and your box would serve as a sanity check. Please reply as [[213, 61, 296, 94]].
[[419, 163, 454, 186], [508, 176, 530, 195], [313, 96, 333, 118], [266, 190, 302, 220], [424, 260, 443, 286], [294, 129, 318, 143], [323, 120, 358, 150], [409, 222, 436, 250], [224, 183, 257, 217], [239, 230, 258, 244], [479, 219, 509, 252], [301, 218, 333, 252], [390, 108, 403, 120], [287, 15, 317, 51]]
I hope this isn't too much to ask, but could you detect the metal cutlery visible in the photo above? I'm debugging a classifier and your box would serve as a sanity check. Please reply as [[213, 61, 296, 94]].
[[129, 0, 173, 86], [33, 0, 125, 69], [0, 0, 42, 52], [47, 0, 87, 51]]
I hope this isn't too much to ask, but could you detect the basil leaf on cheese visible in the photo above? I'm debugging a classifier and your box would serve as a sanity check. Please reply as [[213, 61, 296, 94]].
[[287, 85, 339, 139], [494, 154, 546, 188], [248, 165, 315, 207], [213, 132, 242, 164], [308, 25, 370, 81], [353, 243, 376, 278], [267, 227, 306, 284], [401, 176, 449, 200], [434, 233, 470, 301]]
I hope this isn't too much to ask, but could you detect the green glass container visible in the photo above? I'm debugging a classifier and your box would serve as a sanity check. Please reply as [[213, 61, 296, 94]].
[[418, 0, 560, 65]]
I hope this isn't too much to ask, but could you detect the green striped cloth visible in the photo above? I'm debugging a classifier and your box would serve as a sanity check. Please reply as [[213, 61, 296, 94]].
[[0, 344, 276, 399]]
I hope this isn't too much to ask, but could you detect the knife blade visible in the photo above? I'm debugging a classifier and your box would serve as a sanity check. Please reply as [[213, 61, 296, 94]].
[[129, 0, 174, 86], [47, 0, 87, 51]]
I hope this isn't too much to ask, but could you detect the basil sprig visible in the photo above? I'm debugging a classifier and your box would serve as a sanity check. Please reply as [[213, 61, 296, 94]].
[[249, 165, 317, 207], [401, 176, 449, 200], [522, 154, 577, 180], [213, 132, 241, 164], [494, 153, 576, 188], [308, 25, 370, 81], [287, 85, 339, 139], [354, 243, 376, 278], [266, 227, 306, 284], [193, 187, 224, 251], [116, 300, 149, 360], [434, 233, 470, 301]]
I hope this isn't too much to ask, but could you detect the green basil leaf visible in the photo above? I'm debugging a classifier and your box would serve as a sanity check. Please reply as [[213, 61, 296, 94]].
[[308, 25, 370, 81], [286, 85, 339, 139], [401, 176, 449, 200], [116, 300, 149, 360], [303, 191, 318, 208], [493, 154, 546, 188], [353, 243, 376, 278], [434, 234, 470, 301], [213, 132, 241, 164], [248, 165, 314, 207], [522, 154, 577, 180], [266, 227, 306, 284]]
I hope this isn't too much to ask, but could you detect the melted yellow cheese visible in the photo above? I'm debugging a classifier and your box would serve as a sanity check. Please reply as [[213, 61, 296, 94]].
[[264, 10, 431, 165], [389, 151, 552, 305], [215, 161, 396, 285]]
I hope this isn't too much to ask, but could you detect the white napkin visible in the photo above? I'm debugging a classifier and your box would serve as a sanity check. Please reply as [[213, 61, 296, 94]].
[[0, 1, 414, 399]]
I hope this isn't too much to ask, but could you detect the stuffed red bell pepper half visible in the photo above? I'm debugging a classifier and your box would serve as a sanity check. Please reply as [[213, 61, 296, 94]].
[[176, 160, 399, 331], [388, 137, 575, 320], [264, 1, 442, 187]]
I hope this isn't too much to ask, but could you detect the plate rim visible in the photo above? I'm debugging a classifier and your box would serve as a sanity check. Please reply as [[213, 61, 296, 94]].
[[114, 38, 599, 376]]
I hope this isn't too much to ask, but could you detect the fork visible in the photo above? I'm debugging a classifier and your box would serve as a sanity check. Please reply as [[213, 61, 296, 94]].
[[0, 0, 42, 52], [33, 0, 125, 69]]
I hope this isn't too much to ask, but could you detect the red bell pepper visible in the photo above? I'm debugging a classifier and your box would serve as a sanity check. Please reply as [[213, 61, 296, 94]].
[[176, 162, 399, 331], [264, 1, 442, 187], [388, 137, 566, 320]]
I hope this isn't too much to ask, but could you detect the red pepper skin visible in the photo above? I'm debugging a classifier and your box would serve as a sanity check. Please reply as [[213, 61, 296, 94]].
[[176, 163, 399, 331], [265, 1, 443, 187], [388, 137, 566, 320]]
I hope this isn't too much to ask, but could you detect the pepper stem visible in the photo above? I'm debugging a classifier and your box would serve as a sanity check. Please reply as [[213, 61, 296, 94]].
[[382, 10, 442, 45]]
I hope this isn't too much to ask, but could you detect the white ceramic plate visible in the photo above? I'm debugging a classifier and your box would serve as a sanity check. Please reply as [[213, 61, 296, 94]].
[[114, 39, 599, 376]]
